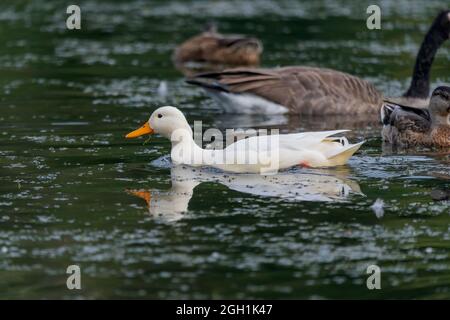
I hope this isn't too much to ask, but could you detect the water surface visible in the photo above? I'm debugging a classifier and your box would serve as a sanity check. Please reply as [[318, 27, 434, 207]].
[[0, 0, 449, 299]]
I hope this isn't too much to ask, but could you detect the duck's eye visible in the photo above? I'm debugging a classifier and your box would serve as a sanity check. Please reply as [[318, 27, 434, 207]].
[[157, 114, 163, 118]]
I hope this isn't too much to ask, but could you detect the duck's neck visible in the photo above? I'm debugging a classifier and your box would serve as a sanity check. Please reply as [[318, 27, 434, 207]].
[[431, 113, 449, 127], [170, 128, 204, 166], [404, 17, 447, 99]]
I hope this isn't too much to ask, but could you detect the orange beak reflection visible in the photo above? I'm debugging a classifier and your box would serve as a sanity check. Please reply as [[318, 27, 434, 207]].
[[125, 122, 154, 138], [127, 189, 152, 208]]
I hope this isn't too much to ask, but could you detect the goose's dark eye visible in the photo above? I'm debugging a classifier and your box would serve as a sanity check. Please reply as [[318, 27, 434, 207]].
[[157, 114, 163, 118]]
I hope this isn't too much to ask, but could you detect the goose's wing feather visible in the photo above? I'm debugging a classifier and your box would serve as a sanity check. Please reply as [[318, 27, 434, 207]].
[[187, 67, 383, 114], [187, 67, 278, 92], [381, 101, 431, 132]]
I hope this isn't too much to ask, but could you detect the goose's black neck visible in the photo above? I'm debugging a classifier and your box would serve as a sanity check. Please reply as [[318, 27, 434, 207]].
[[404, 12, 449, 99]]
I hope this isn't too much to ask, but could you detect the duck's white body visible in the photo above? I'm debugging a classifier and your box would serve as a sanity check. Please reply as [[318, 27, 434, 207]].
[[126, 106, 364, 174], [171, 128, 363, 173]]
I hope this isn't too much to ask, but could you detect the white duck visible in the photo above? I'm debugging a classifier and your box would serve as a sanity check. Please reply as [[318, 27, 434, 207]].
[[125, 106, 364, 174]]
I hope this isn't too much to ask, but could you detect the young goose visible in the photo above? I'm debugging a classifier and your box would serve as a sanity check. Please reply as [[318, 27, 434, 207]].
[[173, 24, 263, 66], [381, 86, 450, 148], [186, 10, 450, 115], [125, 106, 364, 173]]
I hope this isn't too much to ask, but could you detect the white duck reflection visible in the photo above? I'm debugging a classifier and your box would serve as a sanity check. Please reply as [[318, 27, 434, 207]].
[[128, 165, 363, 222]]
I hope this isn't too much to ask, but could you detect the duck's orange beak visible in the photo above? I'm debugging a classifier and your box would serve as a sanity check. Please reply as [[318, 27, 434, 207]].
[[125, 122, 154, 138]]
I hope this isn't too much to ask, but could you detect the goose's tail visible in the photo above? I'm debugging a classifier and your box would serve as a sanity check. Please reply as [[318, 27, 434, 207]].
[[326, 141, 364, 166], [185, 77, 229, 93]]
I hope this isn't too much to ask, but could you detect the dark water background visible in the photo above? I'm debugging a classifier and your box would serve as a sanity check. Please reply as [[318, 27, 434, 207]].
[[0, 0, 449, 299]]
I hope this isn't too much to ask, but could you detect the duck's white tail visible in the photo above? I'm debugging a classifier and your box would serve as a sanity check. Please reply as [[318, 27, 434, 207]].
[[326, 141, 364, 166]]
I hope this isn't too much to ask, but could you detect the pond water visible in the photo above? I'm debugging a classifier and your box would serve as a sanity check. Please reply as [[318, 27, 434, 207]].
[[0, 0, 449, 299]]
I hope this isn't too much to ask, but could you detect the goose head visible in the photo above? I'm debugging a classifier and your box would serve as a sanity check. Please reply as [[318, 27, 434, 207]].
[[436, 10, 450, 39], [429, 86, 450, 125], [125, 106, 193, 141]]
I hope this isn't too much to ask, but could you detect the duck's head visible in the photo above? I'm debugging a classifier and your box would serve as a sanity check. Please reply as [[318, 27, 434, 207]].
[[222, 37, 263, 65], [429, 86, 450, 124], [125, 106, 192, 140]]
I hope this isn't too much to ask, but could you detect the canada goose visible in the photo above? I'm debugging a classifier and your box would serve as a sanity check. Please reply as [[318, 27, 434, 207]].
[[173, 24, 263, 66], [381, 86, 450, 148], [186, 11, 450, 115], [124, 106, 364, 173]]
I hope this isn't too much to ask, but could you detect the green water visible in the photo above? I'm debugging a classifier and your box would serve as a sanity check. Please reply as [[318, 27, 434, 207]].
[[0, 0, 449, 299]]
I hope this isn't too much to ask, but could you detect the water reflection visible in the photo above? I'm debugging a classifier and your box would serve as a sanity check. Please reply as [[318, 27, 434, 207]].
[[127, 169, 200, 222], [128, 165, 363, 222], [382, 143, 450, 159]]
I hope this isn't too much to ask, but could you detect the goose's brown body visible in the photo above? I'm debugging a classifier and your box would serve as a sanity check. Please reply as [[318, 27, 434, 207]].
[[187, 11, 450, 116], [188, 66, 383, 115]]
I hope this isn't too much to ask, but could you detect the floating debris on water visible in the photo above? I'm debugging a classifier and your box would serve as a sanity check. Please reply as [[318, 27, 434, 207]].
[[430, 189, 450, 201], [370, 198, 385, 218]]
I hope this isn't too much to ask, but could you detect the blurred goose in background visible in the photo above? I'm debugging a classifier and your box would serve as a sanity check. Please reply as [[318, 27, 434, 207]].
[[127, 165, 363, 222], [125, 106, 364, 173], [186, 10, 450, 115], [381, 86, 450, 148], [173, 23, 263, 67]]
